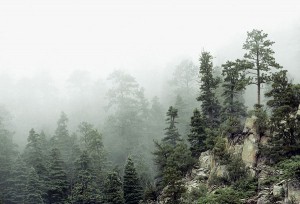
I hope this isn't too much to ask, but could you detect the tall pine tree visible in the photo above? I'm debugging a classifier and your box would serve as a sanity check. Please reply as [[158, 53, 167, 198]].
[[104, 170, 125, 204], [188, 109, 207, 158], [123, 157, 143, 204], [162, 106, 181, 146], [221, 59, 250, 135], [197, 51, 221, 128], [243, 29, 282, 106], [47, 148, 68, 204]]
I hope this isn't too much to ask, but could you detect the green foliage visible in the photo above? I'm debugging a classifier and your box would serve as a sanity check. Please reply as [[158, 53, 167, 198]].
[[226, 155, 248, 183], [198, 187, 242, 204], [278, 156, 300, 180], [248, 105, 269, 136], [5, 156, 28, 204], [212, 136, 229, 163], [162, 106, 182, 146], [232, 177, 258, 198], [221, 59, 249, 135], [78, 122, 107, 188], [197, 51, 222, 128], [188, 109, 207, 158], [70, 151, 102, 203], [47, 148, 68, 204], [123, 157, 143, 204], [182, 184, 208, 204], [143, 183, 158, 202], [104, 170, 125, 204], [26, 167, 44, 204], [0, 119, 17, 203], [243, 29, 282, 106], [263, 70, 300, 163]]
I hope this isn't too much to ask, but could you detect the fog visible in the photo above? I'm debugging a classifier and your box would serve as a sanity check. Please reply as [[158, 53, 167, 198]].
[[0, 0, 300, 148]]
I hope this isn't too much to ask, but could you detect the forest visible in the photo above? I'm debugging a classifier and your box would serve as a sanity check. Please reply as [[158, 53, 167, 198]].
[[1, 28, 300, 204]]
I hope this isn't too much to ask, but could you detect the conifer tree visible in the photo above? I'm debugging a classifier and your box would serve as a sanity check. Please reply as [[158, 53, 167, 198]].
[[188, 109, 207, 158], [78, 122, 106, 180], [23, 129, 48, 201], [243, 29, 282, 106], [197, 51, 221, 128], [264, 70, 300, 162], [70, 151, 102, 203], [0, 119, 17, 203], [123, 157, 143, 204], [5, 156, 28, 204], [47, 148, 68, 204], [162, 154, 186, 204], [221, 59, 250, 135], [104, 170, 125, 204], [162, 106, 181, 146], [26, 167, 44, 204]]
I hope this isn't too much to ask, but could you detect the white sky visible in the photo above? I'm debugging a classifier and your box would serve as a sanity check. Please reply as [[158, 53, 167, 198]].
[[0, 0, 299, 82]]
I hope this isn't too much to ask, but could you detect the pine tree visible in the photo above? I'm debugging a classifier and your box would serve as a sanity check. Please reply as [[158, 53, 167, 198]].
[[26, 167, 44, 204], [197, 51, 221, 128], [5, 156, 28, 204], [243, 29, 282, 106], [0, 119, 17, 203], [123, 157, 143, 204], [70, 151, 102, 203], [104, 170, 125, 204], [162, 106, 181, 146], [52, 112, 72, 163], [174, 95, 190, 138], [221, 59, 250, 135], [188, 109, 207, 158], [78, 122, 107, 192], [47, 148, 68, 204], [162, 153, 186, 204], [264, 70, 300, 162], [23, 128, 48, 201]]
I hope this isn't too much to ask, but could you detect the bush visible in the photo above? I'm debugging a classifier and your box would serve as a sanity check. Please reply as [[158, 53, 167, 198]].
[[227, 155, 248, 183], [198, 187, 242, 204], [278, 155, 300, 180]]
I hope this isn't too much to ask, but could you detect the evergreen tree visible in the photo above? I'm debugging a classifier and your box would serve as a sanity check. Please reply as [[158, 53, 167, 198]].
[[0, 118, 17, 203], [162, 106, 181, 146], [47, 148, 68, 204], [78, 122, 107, 192], [221, 59, 250, 135], [243, 29, 282, 106], [123, 157, 143, 204], [162, 153, 186, 204], [26, 167, 44, 204], [52, 112, 72, 164], [174, 95, 190, 138], [70, 151, 102, 203], [264, 70, 300, 162], [23, 129, 48, 201], [187, 109, 207, 158], [5, 156, 28, 204], [197, 51, 221, 128], [104, 170, 125, 204]]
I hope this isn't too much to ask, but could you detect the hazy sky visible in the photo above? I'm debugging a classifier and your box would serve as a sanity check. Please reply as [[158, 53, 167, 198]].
[[0, 0, 299, 83]]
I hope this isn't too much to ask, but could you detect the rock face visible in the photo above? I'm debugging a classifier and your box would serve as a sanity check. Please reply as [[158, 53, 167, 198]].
[[241, 116, 260, 168], [198, 150, 215, 170], [288, 180, 300, 202]]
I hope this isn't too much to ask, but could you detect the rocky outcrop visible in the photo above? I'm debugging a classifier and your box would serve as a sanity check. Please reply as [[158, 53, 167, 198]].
[[241, 116, 260, 168], [287, 180, 300, 203]]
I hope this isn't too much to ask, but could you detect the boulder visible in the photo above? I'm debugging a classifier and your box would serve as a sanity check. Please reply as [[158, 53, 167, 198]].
[[288, 180, 300, 203], [242, 134, 259, 168], [273, 184, 284, 197], [199, 150, 215, 171]]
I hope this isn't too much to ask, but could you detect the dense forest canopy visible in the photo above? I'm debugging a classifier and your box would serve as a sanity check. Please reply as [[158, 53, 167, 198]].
[[1, 1, 300, 204], [1, 27, 300, 203]]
